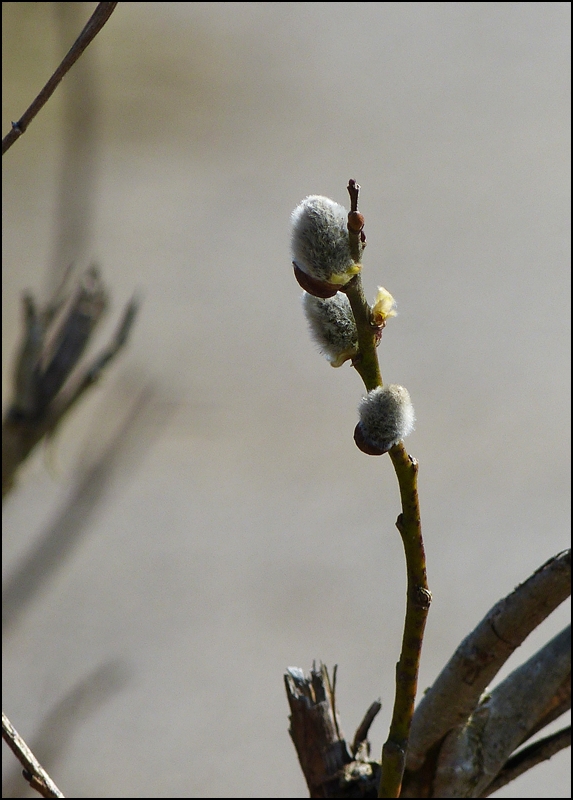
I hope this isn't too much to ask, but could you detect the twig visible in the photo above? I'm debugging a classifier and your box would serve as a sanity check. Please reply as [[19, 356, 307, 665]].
[[342, 181, 431, 798], [406, 548, 571, 772], [352, 701, 382, 755], [2, 711, 65, 798], [480, 726, 571, 797], [2, 2, 118, 156]]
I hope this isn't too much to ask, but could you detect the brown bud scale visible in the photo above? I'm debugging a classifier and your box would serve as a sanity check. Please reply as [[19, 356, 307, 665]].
[[353, 422, 388, 456], [293, 262, 340, 298]]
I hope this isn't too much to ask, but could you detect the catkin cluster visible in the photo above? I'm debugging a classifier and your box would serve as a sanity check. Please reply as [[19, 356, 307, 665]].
[[291, 190, 415, 454]]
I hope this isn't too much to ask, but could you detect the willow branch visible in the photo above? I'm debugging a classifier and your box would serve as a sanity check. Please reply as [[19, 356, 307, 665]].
[[341, 181, 431, 798], [378, 442, 430, 798], [433, 625, 571, 797], [2, 2, 118, 155], [2, 711, 65, 798], [342, 275, 382, 390], [480, 726, 571, 797]]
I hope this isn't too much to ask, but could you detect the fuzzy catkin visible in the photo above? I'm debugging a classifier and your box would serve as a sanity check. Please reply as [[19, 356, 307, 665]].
[[301, 292, 358, 367], [357, 385, 415, 452], [291, 196, 360, 284]]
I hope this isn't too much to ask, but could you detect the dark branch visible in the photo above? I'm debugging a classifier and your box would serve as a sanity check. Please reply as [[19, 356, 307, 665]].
[[352, 701, 382, 756], [2, 2, 118, 155]]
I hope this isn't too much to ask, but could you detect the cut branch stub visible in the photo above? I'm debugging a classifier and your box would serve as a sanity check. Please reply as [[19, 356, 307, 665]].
[[285, 664, 381, 798]]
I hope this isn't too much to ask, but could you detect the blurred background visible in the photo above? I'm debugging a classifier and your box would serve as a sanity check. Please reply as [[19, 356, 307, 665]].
[[2, 2, 570, 797]]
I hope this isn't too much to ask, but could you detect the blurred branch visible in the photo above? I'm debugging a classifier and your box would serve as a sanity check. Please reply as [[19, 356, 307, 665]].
[[48, 1, 100, 291], [406, 548, 571, 772], [2, 268, 139, 497], [2, 2, 117, 156], [2, 712, 65, 798]]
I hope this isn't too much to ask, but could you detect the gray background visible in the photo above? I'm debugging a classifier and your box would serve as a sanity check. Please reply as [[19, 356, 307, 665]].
[[2, 2, 570, 797]]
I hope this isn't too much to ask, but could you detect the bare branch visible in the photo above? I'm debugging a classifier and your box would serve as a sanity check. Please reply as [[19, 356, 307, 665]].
[[47, 294, 140, 426], [481, 726, 571, 797], [433, 625, 571, 797], [519, 672, 570, 745], [2, 2, 118, 156], [2, 711, 65, 798], [352, 701, 382, 756], [406, 549, 571, 771]]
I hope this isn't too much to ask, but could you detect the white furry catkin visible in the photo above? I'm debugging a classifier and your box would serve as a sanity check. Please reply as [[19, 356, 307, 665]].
[[355, 385, 415, 455], [291, 196, 362, 286], [301, 292, 358, 367]]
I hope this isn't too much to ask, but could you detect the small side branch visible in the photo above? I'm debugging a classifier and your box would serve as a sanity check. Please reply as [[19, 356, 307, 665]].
[[2, 711, 65, 798], [2, 2, 118, 155], [352, 701, 382, 756]]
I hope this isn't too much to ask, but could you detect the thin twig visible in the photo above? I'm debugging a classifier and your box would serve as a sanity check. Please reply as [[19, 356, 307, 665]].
[[2, 711, 65, 798], [2, 2, 118, 156], [352, 700, 382, 755], [379, 443, 430, 798], [480, 726, 571, 797]]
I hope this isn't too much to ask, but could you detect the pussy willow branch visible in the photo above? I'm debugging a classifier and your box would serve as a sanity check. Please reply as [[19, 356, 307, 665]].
[[2, 2, 118, 156], [342, 180, 430, 798], [2, 712, 65, 798]]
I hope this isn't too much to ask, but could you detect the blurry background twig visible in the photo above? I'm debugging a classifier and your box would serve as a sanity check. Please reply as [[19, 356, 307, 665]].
[[3, 4, 136, 796], [2, 266, 139, 498], [1, 1, 117, 156]]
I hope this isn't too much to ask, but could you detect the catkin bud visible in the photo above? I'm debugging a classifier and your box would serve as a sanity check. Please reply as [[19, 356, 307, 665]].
[[302, 292, 358, 367], [371, 286, 397, 327], [354, 385, 415, 455], [291, 196, 362, 294]]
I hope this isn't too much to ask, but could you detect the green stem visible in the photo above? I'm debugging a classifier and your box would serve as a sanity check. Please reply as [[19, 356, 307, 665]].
[[344, 270, 430, 798], [379, 443, 430, 798], [341, 275, 381, 391]]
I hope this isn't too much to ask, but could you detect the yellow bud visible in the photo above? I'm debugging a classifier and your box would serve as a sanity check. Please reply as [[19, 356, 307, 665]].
[[371, 286, 397, 327]]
